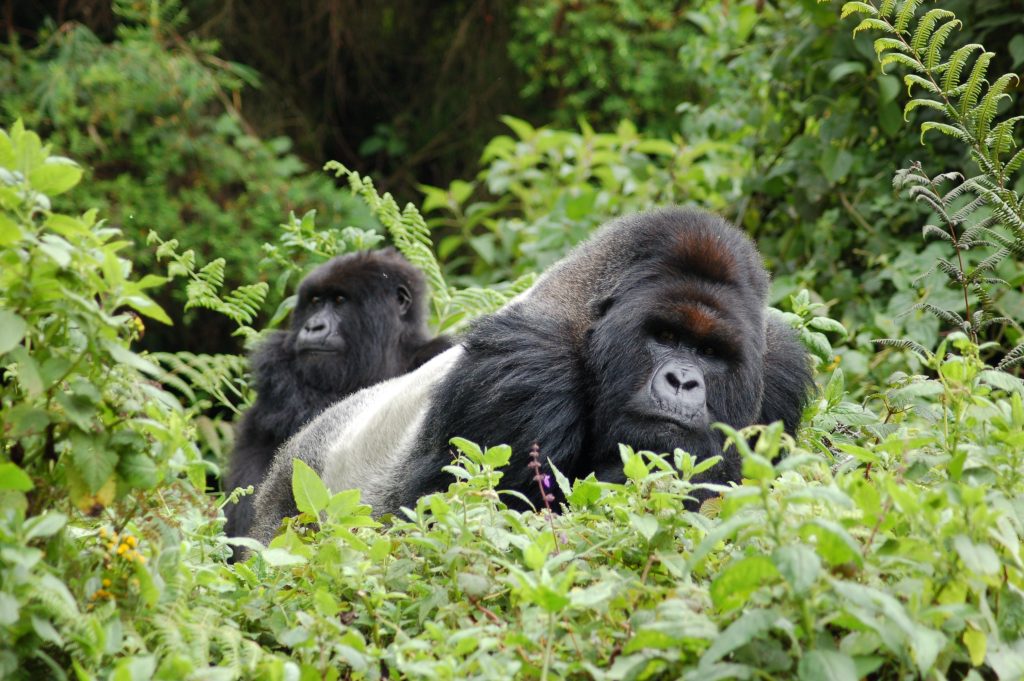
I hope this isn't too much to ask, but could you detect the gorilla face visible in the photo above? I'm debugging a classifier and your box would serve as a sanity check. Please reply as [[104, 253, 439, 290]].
[[583, 241, 767, 483], [288, 254, 418, 391]]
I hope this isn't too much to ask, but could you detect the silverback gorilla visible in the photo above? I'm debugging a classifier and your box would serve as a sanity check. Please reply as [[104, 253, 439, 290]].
[[224, 249, 451, 547], [249, 209, 812, 544]]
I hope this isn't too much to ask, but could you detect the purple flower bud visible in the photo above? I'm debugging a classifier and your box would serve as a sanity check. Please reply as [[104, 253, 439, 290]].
[[542, 474, 551, 489]]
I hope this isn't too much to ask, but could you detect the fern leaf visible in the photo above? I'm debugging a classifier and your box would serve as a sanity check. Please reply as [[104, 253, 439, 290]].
[[970, 246, 1011, 274], [997, 342, 1024, 370], [920, 121, 971, 144], [916, 302, 965, 329], [879, 0, 898, 19], [875, 37, 911, 55], [949, 196, 987, 223], [854, 18, 895, 37], [976, 316, 1014, 332], [874, 337, 929, 357], [840, 1, 878, 19], [987, 114, 1023, 158], [903, 74, 941, 95], [903, 97, 947, 121], [926, 20, 961, 70], [894, 0, 923, 34], [934, 258, 964, 283], [881, 51, 923, 72], [911, 8, 956, 54], [1005, 146, 1024, 177], [907, 185, 947, 214], [975, 74, 1017, 141], [921, 224, 952, 241], [959, 51, 993, 116], [943, 44, 984, 93]]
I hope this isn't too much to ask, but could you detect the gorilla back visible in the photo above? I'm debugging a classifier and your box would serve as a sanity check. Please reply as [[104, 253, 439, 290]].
[[249, 208, 812, 544]]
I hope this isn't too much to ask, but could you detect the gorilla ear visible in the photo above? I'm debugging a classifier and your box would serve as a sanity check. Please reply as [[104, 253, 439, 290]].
[[396, 284, 413, 316], [591, 296, 616, 319]]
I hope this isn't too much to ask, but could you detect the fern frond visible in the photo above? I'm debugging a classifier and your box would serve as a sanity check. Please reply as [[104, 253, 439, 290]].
[[874, 337, 930, 358], [920, 121, 970, 144], [907, 184, 948, 214], [934, 258, 964, 283], [921, 224, 952, 241], [840, 2, 877, 19], [855, 18, 895, 37], [987, 114, 1023, 158], [881, 52, 923, 72], [997, 342, 1024, 370], [948, 196, 987, 223], [1005, 146, 1024, 177], [916, 302, 965, 329], [904, 74, 940, 95], [976, 316, 1014, 332], [958, 51, 993, 116], [973, 248, 1009, 273], [903, 97, 947, 121], [975, 74, 1018, 141], [926, 20, 961, 70], [942, 44, 985, 93], [894, 0, 924, 34], [152, 352, 250, 413], [911, 8, 956, 54], [875, 37, 911, 54], [879, 0, 898, 19]]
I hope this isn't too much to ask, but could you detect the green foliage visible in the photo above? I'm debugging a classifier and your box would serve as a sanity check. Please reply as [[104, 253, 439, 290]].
[[836, 0, 1024, 367], [420, 116, 744, 287], [326, 160, 536, 331], [0, 121, 203, 513], [0, 4, 376, 348]]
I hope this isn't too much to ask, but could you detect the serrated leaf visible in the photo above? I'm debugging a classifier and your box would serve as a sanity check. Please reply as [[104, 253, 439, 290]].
[[292, 459, 330, 516], [0, 310, 27, 354]]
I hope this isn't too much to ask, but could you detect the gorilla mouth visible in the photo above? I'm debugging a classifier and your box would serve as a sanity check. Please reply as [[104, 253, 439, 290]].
[[623, 409, 707, 434]]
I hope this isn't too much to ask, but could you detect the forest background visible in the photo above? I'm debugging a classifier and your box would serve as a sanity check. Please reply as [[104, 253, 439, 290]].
[[2, 0, 1024, 679]]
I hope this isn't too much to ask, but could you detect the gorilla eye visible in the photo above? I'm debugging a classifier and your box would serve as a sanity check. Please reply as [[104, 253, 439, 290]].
[[309, 296, 322, 305], [656, 329, 679, 345], [334, 295, 346, 305], [700, 345, 717, 357]]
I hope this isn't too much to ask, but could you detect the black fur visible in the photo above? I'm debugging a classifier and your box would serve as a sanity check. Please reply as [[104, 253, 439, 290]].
[[384, 208, 813, 511], [248, 209, 814, 544], [224, 248, 451, 545]]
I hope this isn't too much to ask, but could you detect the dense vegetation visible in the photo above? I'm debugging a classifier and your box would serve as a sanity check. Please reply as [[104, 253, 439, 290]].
[[1, 0, 1023, 678]]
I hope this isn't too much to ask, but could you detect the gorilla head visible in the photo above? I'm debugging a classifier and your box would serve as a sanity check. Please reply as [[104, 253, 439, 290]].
[[582, 216, 772, 484], [285, 248, 441, 394], [247, 209, 812, 544], [224, 248, 450, 550]]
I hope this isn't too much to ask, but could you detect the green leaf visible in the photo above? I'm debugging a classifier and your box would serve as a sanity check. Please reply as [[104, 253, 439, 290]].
[[800, 520, 863, 566], [700, 608, 779, 666], [710, 555, 778, 612], [292, 459, 330, 516], [27, 158, 82, 196], [0, 310, 27, 354], [24, 512, 67, 541], [798, 650, 858, 681], [952, 535, 1000, 575], [773, 545, 821, 595], [69, 431, 117, 493], [0, 463, 33, 492], [629, 513, 659, 542]]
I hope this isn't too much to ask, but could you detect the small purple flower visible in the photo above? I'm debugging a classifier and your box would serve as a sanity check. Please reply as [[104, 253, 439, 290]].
[[542, 474, 552, 489]]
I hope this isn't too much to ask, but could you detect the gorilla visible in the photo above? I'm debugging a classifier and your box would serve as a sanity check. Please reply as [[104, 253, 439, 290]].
[[248, 208, 812, 545], [223, 248, 451, 546]]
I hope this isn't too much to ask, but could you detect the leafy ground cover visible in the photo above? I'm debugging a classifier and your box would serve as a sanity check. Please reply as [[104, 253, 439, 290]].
[[1, 0, 1024, 679]]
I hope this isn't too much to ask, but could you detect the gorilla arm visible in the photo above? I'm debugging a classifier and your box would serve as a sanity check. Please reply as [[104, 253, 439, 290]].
[[247, 346, 465, 546]]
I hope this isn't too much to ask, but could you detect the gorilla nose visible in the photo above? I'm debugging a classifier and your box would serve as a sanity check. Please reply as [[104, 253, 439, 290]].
[[302, 319, 328, 338], [651, 360, 705, 409]]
